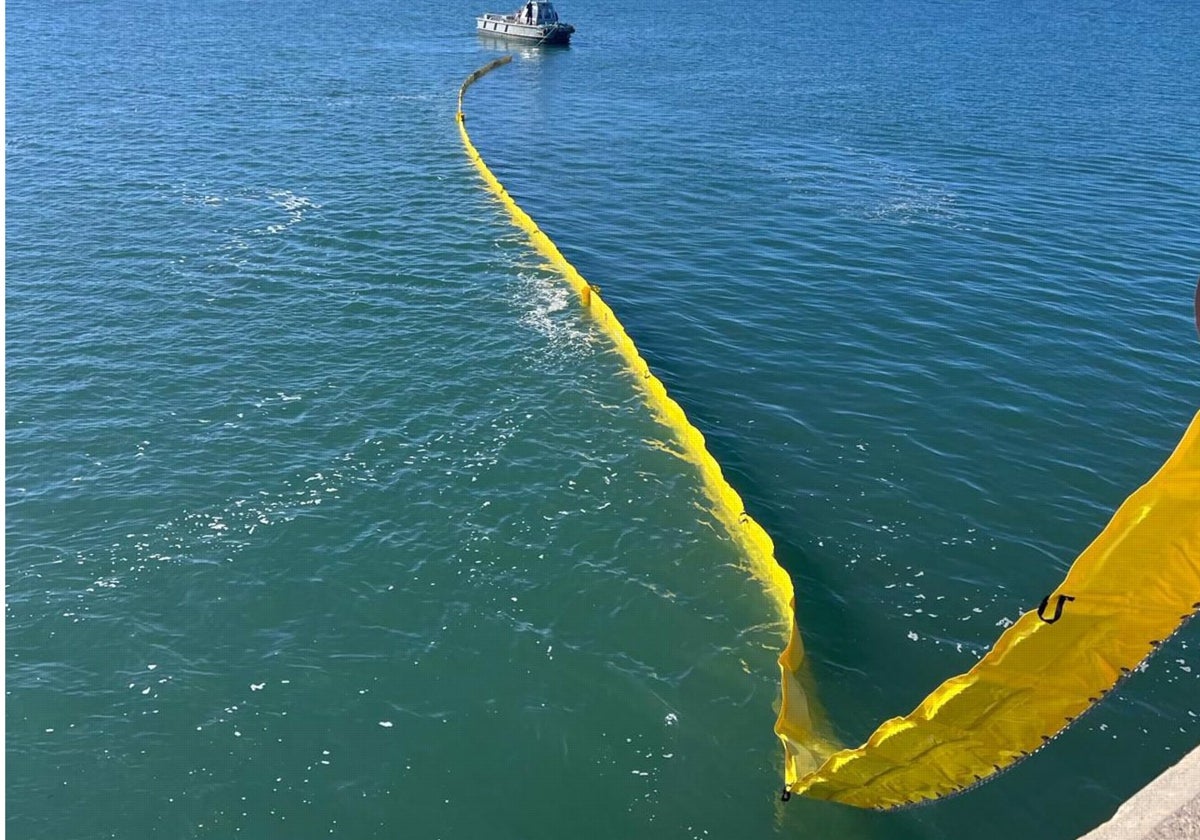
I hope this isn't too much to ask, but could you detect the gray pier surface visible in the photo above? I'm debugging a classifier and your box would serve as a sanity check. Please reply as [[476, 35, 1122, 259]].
[[1079, 746, 1200, 839]]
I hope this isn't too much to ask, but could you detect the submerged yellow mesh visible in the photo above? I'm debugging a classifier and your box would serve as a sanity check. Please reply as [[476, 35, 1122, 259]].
[[458, 57, 1200, 810]]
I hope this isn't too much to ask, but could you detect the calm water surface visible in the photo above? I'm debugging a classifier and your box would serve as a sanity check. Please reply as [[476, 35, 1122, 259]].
[[8, 1, 1200, 838]]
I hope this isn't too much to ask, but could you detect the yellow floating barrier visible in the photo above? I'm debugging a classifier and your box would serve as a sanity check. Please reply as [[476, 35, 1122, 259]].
[[457, 56, 1200, 810]]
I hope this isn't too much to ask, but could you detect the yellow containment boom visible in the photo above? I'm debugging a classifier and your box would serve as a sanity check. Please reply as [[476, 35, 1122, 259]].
[[457, 56, 1200, 810], [794, 416, 1200, 807]]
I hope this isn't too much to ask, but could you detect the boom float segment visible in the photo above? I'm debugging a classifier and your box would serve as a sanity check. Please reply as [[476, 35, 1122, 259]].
[[457, 57, 1200, 810], [457, 55, 842, 788]]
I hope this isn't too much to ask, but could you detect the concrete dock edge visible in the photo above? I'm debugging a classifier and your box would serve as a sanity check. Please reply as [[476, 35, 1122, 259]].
[[1079, 746, 1200, 839]]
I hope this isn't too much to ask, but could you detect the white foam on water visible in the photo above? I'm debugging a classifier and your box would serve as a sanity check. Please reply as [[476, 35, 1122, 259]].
[[511, 269, 596, 358]]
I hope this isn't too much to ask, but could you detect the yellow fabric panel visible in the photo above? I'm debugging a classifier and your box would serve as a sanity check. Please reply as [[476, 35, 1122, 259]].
[[458, 58, 1200, 811], [794, 413, 1200, 807]]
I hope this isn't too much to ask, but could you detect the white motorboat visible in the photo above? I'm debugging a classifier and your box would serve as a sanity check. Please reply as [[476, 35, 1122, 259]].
[[476, 1, 575, 46]]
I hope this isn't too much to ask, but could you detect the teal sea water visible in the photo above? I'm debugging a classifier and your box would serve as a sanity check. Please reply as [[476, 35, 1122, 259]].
[[8, 1, 1200, 837]]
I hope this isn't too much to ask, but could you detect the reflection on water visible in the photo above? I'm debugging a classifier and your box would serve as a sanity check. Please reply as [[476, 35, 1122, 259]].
[[476, 31, 572, 58]]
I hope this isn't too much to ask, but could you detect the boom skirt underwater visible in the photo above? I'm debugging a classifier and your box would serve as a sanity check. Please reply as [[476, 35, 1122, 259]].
[[456, 56, 1200, 810]]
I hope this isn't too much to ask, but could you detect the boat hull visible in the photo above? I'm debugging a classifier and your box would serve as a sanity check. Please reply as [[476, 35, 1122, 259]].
[[475, 15, 574, 45]]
